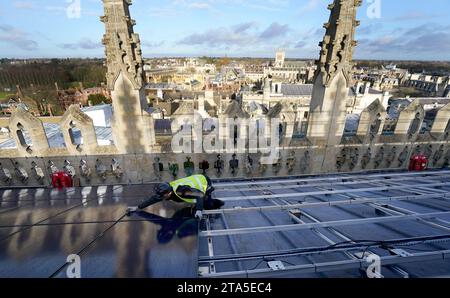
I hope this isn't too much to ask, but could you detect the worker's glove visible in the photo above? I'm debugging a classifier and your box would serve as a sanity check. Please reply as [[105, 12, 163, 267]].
[[194, 210, 203, 220], [126, 206, 139, 216]]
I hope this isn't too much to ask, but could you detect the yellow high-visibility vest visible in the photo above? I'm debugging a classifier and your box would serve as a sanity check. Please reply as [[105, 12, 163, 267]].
[[169, 174, 208, 204]]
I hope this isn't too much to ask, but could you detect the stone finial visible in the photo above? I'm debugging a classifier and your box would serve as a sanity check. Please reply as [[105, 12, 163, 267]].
[[102, 0, 145, 90], [60, 105, 98, 155], [9, 107, 49, 155], [315, 0, 361, 87]]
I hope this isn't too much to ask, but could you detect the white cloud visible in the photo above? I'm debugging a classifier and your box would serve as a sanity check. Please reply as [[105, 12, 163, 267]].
[[0, 24, 38, 51], [14, 1, 35, 10]]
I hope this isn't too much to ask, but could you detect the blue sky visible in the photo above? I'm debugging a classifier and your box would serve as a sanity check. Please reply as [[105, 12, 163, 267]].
[[0, 0, 449, 60]]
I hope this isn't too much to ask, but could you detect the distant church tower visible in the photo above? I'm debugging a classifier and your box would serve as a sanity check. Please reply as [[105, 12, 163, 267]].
[[275, 49, 285, 68], [101, 0, 155, 154]]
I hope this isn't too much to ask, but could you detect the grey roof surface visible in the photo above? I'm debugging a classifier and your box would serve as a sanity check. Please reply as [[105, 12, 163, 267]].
[[145, 83, 178, 89], [280, 84, 313, 96], [343, 114, 360, 135], [0, 123, 113, 149], [154, 119, 172, 134], [387, 99, 413, 119], [368, 89, 383, 95], [81, 104, 112, 113], [200, 169, 450, 277], [224, 100, 250, 118], [0, 185, 197, 278], [0, 169, 449, 277]]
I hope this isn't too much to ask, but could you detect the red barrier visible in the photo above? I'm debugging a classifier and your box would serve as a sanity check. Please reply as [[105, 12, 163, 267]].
[[409, 154, 428, 171], [51, 171, 73, 188]]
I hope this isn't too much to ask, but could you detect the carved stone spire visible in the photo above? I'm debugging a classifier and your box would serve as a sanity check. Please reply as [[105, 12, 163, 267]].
[[315, 0, 362, 87], [307, 0, 362, 171], [100, 0, 156, 154], [101, 0, 144, 90]]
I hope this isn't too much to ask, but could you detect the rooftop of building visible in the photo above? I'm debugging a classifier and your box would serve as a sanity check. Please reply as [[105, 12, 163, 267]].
[[1, 169, 449, 277], [280, 84, 314, 96]]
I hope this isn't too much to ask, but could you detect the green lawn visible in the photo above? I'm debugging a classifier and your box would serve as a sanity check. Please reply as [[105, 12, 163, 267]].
[[0, 92, 14, 101]]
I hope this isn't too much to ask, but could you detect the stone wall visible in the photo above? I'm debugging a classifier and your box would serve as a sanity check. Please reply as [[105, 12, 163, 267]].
[[1, 99, 449, 188]]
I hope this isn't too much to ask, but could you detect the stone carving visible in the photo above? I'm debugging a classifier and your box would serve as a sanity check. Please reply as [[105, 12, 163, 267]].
[[300, 151, 310, 172], [111, 158, 123, 179], [245, 155, 254, 175], [0, 163, 12, 183], [184, 157, 194, 176], [398, 147, 409, 167], [31, 161, 45, 181], [63, 160, 76, 177], [361, 148, 372, 169], [386, 146, 397, 167], [349, 148, 359, 170], [286, 151, 297, 172], [48, 161, 59, 174], [79, 160, 92, 181], [168, 163, 179, 178], [199, 160, 210, 175], [336, 148, 347, 170], [433, 145, 444, 165], [153, 157, 163, 179], [229, 154, 239, 176], [14, 162, 28, 182], [95, 159, 107, 180], [374, 147, 385, 168], [424, 145, 433, 159], [214, 154, 224, 175]]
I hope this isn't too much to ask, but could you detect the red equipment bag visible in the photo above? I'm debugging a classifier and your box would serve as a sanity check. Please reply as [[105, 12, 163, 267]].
[[409, 154, 428, 171], [51, 171, 73, 188]]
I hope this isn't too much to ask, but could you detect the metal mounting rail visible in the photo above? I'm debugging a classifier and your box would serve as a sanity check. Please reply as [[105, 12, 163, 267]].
[[213, 170, 449, 188], [204, 193, 450, 215], [200, 211, 450, 237], [214, 174, 450, 193], [215, 181, 450, 201], [200, 249, 450, 278], [198, 234, 450, 263]]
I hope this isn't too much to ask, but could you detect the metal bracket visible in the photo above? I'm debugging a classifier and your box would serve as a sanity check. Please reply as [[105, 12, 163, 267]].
[[389, 248, 412, 257], [267, 261, 285, 271], [198, 266, 210, 276]]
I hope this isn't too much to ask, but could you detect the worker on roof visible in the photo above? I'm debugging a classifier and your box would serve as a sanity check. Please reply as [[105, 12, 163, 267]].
[[127, 174, 224, 220]]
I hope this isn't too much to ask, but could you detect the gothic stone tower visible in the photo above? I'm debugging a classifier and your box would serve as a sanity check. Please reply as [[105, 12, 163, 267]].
[[307, 0, 361, 170], [101, 0, 155, 154]]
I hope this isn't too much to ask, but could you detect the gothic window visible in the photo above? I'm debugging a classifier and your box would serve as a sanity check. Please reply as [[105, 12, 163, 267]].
[[408, 112, 422, 136], [16, 122, 32, 149], [304, 111, 309, 119], [68, 121, 83, 149], [370, 113, 382, 139]]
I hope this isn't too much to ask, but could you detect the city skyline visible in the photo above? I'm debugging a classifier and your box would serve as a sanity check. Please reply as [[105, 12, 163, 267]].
[[0, 0, 449, 60]]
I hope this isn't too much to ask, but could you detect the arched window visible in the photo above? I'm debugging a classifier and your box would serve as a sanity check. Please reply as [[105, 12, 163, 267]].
[[68, 121, 83, 149], [16, 122, 32, 150], [370, 113, 382, 138], [408, 112, 421, 135]]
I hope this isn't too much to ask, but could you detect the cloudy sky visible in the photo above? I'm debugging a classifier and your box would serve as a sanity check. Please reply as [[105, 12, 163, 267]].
[[0, 0, 449, 60]]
